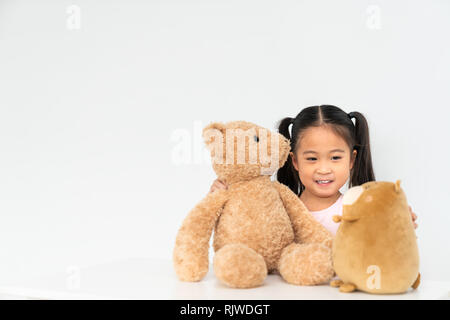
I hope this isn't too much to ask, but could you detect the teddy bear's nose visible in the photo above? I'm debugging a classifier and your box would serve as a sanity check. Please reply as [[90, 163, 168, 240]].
[[343, 186, 364, 205]]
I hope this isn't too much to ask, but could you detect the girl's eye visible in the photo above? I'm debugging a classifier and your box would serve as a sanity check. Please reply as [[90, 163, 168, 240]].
[[306, 157, 341, 161]]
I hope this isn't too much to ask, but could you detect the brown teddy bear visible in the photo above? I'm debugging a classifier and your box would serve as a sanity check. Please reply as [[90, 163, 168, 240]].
[[331, 180, 420, 294], [173, 121, 335, 288]]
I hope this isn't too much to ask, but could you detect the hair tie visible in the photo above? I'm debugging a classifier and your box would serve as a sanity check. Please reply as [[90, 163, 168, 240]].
[[348, 112, 355, 119], [290, 117, 295, 124]]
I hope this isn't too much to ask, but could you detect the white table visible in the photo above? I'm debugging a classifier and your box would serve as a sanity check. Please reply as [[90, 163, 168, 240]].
[[0, 258, 448, 300]]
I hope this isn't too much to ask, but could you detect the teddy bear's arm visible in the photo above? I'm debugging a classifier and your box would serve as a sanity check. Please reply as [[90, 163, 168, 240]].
[[173, 189, 228, 282], [273, 181, 333, 248]]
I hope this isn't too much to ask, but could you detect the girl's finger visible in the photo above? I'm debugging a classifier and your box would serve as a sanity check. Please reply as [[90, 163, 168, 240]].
[[211, 181, 227, 192], [216, 182, 227, 190], [209, 180, 221, 193], [217, 180, 228, 189]]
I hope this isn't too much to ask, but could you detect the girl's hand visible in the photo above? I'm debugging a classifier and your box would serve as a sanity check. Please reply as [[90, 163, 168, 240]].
[[409, 206, 418, 229], [209, 179, 228, 194]]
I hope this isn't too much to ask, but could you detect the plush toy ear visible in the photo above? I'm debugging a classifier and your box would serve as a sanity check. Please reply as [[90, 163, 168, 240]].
[[394, 180, 401, 193], [202, 122, 226, 149]]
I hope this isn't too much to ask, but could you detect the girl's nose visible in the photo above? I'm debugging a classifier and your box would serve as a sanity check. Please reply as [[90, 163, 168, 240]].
[[317, 168, 332, 174]]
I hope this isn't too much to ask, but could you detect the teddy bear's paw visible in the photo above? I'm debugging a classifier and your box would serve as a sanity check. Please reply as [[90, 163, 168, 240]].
[[213, 244, 267, 288], [173, 255, 209, 282], [330, 279, 344, 288], [278, 243, 334, 286], [339, 283, 357, 293]]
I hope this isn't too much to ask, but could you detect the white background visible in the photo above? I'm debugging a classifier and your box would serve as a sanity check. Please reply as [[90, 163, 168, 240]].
[[0, 0, 449, 285]]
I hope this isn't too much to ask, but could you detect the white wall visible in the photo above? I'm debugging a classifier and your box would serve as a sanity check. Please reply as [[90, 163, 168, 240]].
[[0, 0, 449, 283]]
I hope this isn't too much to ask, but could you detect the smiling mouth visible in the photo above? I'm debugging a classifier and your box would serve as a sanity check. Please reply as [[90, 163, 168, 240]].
[[315, 180, 334, 185]]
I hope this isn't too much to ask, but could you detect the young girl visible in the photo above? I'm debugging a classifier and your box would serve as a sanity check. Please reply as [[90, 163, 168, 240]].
[[209, 105, 418, 235]]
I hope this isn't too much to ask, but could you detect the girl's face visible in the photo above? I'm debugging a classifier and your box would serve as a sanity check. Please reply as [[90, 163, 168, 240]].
[[291, 125, 357, 198]]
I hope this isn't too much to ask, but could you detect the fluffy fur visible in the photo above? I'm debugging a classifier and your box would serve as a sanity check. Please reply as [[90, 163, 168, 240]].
[[173, 121, 334, 288], [331, 180, 420, 294]]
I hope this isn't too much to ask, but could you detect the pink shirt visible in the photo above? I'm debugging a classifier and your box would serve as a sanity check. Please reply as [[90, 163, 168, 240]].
[[309, 194, 343, 236]]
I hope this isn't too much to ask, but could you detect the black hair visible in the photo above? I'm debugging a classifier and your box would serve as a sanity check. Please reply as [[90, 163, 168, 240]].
[[277, 105, 375, 196]]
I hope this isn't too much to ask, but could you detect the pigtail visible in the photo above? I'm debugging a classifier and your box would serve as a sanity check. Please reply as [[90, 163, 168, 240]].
[[348, 111, 376, 187], [276, 117, 301, 195]]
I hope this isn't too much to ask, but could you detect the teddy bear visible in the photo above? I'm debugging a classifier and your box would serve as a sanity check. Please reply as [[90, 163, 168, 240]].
[[173, 120, 335, 288], [330, 180, 420, 294]]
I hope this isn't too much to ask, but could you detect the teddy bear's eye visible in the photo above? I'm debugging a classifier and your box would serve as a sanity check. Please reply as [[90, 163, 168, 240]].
[[254, 135, 259, 143]]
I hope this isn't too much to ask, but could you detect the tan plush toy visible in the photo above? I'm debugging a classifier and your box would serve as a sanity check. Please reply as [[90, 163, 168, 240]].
[[331, 180, 420, 294], [173, 121, 335, 288]]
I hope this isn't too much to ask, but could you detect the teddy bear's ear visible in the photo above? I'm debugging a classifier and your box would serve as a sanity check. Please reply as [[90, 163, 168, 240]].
[[202, 122, 226, 148], [394, 180, 401, 193]]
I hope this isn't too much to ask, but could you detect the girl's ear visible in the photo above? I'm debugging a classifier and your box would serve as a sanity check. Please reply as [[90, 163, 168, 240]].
[[350, 149, 357, 170], [290, 152, 299, 171]]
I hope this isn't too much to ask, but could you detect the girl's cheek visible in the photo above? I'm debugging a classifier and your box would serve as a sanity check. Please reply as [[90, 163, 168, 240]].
[[299, 171, 316, 184], [298, 161, 315, 174], [335, 163, 352, 180]]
